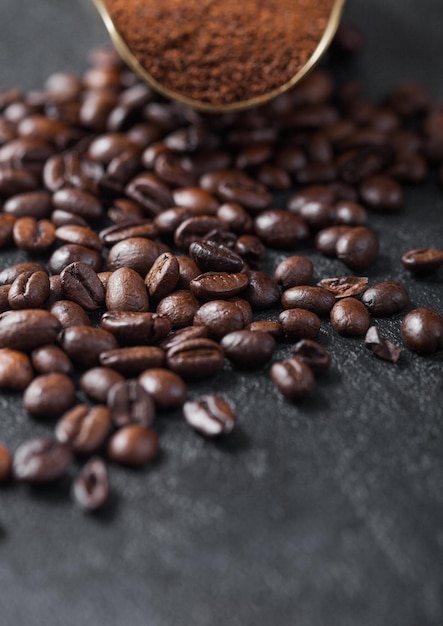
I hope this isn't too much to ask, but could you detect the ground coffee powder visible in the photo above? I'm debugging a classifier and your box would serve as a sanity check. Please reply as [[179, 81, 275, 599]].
[[105, 0, 335, 106]]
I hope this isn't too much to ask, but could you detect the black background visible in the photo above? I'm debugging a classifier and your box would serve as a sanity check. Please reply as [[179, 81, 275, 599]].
[[0, 1, 442, 625]]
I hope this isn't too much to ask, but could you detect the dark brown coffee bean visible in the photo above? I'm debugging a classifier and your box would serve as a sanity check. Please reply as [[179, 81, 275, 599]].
[[189, 272, 249, 300], [55, 404, 112, 454], [359, 175, 403, 211], [107, 379, 155, 428], [0, 214, 16, 248], [274, 256, 314, 289], [0, 309, 60, 350], [23, 372, 75, 417], [172, 187, 218, 213], [229, 297, 253, 326], [100, 346, 165, 376], [51, 210, 89, 228], [12, 217, 55, 254], [79, 366, 125, 403], [189, 241, 243, 273], [361, 281, 409, 316], [234, 234, 266, 267], [159, 325, 208, 352], [183, 396, 236, 437], [401, 308, 443, 355], [246, 320, 283, 339], [242, 270, 280, 310], [318, 276, 369, 299], [253, 210, 309, 249], [329, 182, 359, 203], [101, 312, 170, 346], [106, 237, 169, 276], [107, 198, 144, 224], [292, 339, 330, 373], [153, 207, 194, 237], [0, 443, 12, 483], [220, 330, 275, 368], [401, 248, 443, 275], [156, 290, 199, 329], [315, 226, 351, 257], [166, 337, 224, 378], [107, 425, 159, 466], [365, 327, 402, 363], [125, 172, 173, 216], [49, 300, 91, 329], [55, 224, 103, 252], [215, 172, 272, 211], [0, 285, 11, 313], [287, 185, 335, 213], [335, 226, 379, 270], [174, 215, 223, 252], [31, 345, 73, 375], [138, 368, 187, 410], [3, 191, 52, 219], [155, 148, 195, 187], [281, 286, 335, 316], [8, 270, 50, 309], [296, 200, 335, 231], [145, 253, 180, 301], [60, 262, 105, 311], [330, 298, 370, 336], [257, 164, 291, 190], [52, 188, 104, 220], [216, 202, 252, 234], [99, 219, 158, 245], [58, 325, 118, 368], [0, 348, 33, 390], [193, 300, 245, 340], [72, 457, 110, 511], [49, 243, 103, 274], [106, 267, 149, 312], [0, 167, 39, 197], [176, 256, 201, 289], [0, 138, 54, 174], [279, 308, 321, 340], [333, 200, 367, 225], [271, 358, 315, 400], [13, 438, 72, 483]]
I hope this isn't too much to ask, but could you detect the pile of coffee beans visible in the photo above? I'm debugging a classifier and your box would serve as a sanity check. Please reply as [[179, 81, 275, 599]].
[[0, 31, 442, 511]]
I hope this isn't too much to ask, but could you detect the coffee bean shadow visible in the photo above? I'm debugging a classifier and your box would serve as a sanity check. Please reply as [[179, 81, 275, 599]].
[[213, 425, 251, 454], [0, 523, 7, 541], [27, 475, 71, 505], [83, 490, 119, 524]]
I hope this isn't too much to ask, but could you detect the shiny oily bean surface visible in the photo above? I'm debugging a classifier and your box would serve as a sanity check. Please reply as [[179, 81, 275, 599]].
[[49, 243, 103, 274], [8, 270, 50, 309], [138, 368, 187, 410], [23, 373, 76, 417], [271, 358, 315, 400], [100, 346, 165, 376], [253, 210, 309, 249], [145, 252, 180, 301], [274, 255, 314, 289], [79, 367, 125, 404], [193, 300, 245, 341], [281, 286, 335, 316], [361, 281, 409, 316], [13, 438, 72, 483], [242, 271, 280, 310], [246, 320, 283, 339], [100, 219, 158, 245], [106, 266, 149, 312], [55, 404, 111, 454], [279, 308, 321, 340], [0, 309, 60, 350], [166, 337, 224, 378], [159, 325, 208, 352], [60, 262, 105, 311], [49, 299, 91, 328], [183, 396, 236, 437], [106, 237, 168, 276], [220, 330, 275, 368], [156, 290, 199, 329], [189, 241, 243, 273], [360, 175, 403, 211], [0, 348, 33, 390], [13, 217, 55, 253], [72, 457, 110, 512], [107, 425, 159, 467], [401, 247, 443, 275], [3, 191, 52, 219], [59, 325, 118, 368], [55, 224, 103, 252], [401, 308, 443, 355], [315, 226, 351, 257], [31, 345, 73, 375], [190, 272, 249, 300], [330, 298, 370, 336], [335, 226, 379, 271]]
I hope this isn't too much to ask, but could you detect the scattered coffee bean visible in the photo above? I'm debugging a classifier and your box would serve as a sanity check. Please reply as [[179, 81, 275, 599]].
[[292, 339, 331, 373], [55, 404, 111, 454], [138, 368, 187, 410], [274, 255, 314, 289], [401, 247, 443, 275], [31, 345, 73, 375], [72, 457, 110, 512], [107, 424, 159, 466], [193, 299, 245, 340], [0, 348, 33, 390], [183, 396, 236, 437], [281, 286, 335, 316], [189, 241, 243, 273], [270, 358, 315, 400], [0, 442, 12, 483], [335, 226, 379, 270], [12, 438, 72, 483], [166, 337, 224, 378], [220, 330, 275, 368], [318, 276, 369, 298], [279, 308, 321, 340], [23, 372, 76, 418], [361, 281, 409, 316], [79, 366, 125, 403], [401, 308, 443, 355], [365, 326, 402, 363], [330, 297, 370, 336]]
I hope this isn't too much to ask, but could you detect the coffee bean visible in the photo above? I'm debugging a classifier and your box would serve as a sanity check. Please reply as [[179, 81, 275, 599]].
[[189, 271, 249, 300], [274, 256, 314, 289], [220, 330, 275, 368], [0, 167, 38, 197], [361, 281, 409, 316], [246, 320, 283, 339], [106, 237, 168, 276], [72, 457, 110, 511], [106, 266, 149, 312], [0, 285, 11, 313], [292, 339, 331, 373], [55, 404, 112, 454], [401, 247, 443, 275], [253, 210, 309, 249], [174, 215, 223, 252], [52, 187, 104, 220], [0, 348, 33, 390], [31, 345, 73, 375], [107, 379, 155, 427], [0, 214, 16, 248], [3, 191, 52, 219], [166, 337, 224, 378], [183, 396, 236, 437], [100, 311, 171, 345], [360, 175, 403, 211], [159, 325, 208, 352], [12, 217, 55, 253], [23, 372, 75, 418], [100, 346, 165, 376], [242, 270, 280, 310], [0, 443, 12, 483], [49, 300, 91, 328], [364, 326, 402, 363], [335, 226, 379, 270], [58, 325, 118, 368], [193, 300, 245, 340], [8, 270, 50, 309], [234, 234, 266, 267], [279, 308, 321, 340], [315, 225, 351, 257], [156, 290, 199, 329], [125, 172, 173, 216], [215, 172, 272, 211], [60, 262, 106, 311], [270, 358, 315, 400], [330, 297, 370, 336], [0, 309, 60, 350], [318, 276, 369, 299], [13, 438, 72, 483], [287, 184, 335, 212], [100, 219, 158, 246], [173, 187, 219, 213], [401, 308, 443, 355], [79, 366, 125, 403], [107, 424, 159, 466], [49, 243, 103, 274], [55, 224, 103, 252], [189, 241, 243, 273], [333, 200, 367, 225], [145, 253, 180, 301], [281, 286, 335, 316], [138, 368, 187, 410]]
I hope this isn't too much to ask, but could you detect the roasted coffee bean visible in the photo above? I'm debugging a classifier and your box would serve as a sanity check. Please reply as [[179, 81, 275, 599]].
[[193, 300, 245, 340], [216, 202, 252, 234], [166, 337, 224, 378], [0, 285, 11, 313], [190, 272, 249, 300], [0, 309, 60, 350], [8, 270, 50, 309], [257, 163, 291, 190], [0, 443, 12, 483], [318, 276, 369, 299], [242, 270, 280, 310], [274, 256, 314, 289], [145, 253, 180, 301], [401, 248, 443, 275], [359, 175, 403, 211], [72, 457, 110, 512], [270, 358, 315, 400], [52, 188, 104, 220], [335, 226, 379, 270], [287, 185, 335, 213], [153, 207, 194, 237], [51, 210, 89, 228], [173, 187, 218, 213], [12, 438, 72, 483], [79, 366, 125, 403], [176, 255, 201, 289], [13, 217, 55, 254], [0, 214, 16, 248], [246, 320, 283, 339], [333, 200, 367, 225], [292, 339, 331, 373], [189, 241, 243, 273], [3, 191, 52, 219], [0, 138, 54, 175], [49, 300, 91, 328], [107, 198, 144, 224], [234, 234, 266, 267], [100, 311, 171, 345], [100, 346, 165, 376], [99, 219, 158, 245], [220, 330, 275, 368], [49, 243, 103, 274], [0, 167, 39, 197], [315, 225, 351, 257], [23, 372, 75, 417], [253, 210, 309, 249], [106, 266, 149, 312], [107, 379, 155, 427], [183, 396, 236, 437], [361, 281, 408, 317], [0, 348, 33, 390], [59, 325, 118, 368], [296, 200, 335, 231], [125, 172, 173, 216], [156, 290, 199, 329], [106, 237, 169, 276], [55, 224, 103, 252], [330, 297, 370, 336], [55, 404, 112, 454], [401, 308, 443, 355], [174, 215, 223, 252], [215, 172, 272, 211], [159, 325, 208, 352], [279, 308, 321, 340], [107, 424, 159, 466], [229, 297, 253, 326], [31, 345, 73, 375], [60, 262, 106, 311], [364, 327, 402, 363], [138, 368, 187, 410], [281, 286, 335, 316]]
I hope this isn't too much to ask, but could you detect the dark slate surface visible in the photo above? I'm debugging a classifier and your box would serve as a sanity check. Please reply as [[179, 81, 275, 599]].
[[0, 1, 442, 625]]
